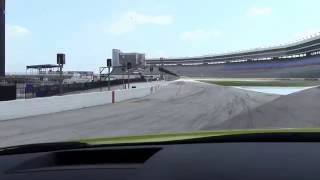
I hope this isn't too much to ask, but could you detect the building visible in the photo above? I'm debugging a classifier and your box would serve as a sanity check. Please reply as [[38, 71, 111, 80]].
[[112, 49, 146, 69], [112, 49, 121, 67], [119, 53, 146, 69]]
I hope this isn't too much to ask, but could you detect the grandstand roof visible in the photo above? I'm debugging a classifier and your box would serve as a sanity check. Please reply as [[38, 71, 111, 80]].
[[147, 33, 320, 63]]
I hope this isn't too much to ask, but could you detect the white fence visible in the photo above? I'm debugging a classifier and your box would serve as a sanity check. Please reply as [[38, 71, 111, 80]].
[[0, 83, 167, 121]]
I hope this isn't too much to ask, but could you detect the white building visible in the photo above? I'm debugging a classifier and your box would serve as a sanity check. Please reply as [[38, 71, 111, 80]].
[[112, 49, 121, 67]]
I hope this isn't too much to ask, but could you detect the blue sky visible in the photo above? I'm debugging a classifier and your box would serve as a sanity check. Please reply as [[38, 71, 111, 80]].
[[6, 0, 320, 73]]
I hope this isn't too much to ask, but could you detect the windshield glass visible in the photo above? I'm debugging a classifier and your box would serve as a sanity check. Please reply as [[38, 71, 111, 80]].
[[1, 0, 320, 148]]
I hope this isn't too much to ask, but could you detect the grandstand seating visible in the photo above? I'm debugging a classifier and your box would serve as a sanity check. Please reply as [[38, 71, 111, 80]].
[[164, 55, 320, 78], [223, 56, 320, 70]]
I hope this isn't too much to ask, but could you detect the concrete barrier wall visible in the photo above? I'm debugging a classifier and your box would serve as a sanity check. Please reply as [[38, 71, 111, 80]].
[[116, 87, 150, 102], [0, 82, 167, 121]]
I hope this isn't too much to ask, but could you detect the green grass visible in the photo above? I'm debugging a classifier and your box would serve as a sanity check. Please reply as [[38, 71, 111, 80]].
[[200, 80, 315, 87], [80, 128, 320, 145]]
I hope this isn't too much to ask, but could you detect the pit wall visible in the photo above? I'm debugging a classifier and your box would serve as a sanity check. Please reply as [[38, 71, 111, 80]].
[[0, 82, 167, 121]]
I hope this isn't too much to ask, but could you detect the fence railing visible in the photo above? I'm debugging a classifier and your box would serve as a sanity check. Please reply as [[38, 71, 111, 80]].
[[15, 78, 148, 99]]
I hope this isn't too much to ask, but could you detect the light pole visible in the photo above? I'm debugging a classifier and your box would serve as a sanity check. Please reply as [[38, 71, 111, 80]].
[[107, 59, 112, 91], [160, 57, 164, 80], [121, 66, 126, 89], [127, 62, 132, 89], [57, 53, 65, 95]]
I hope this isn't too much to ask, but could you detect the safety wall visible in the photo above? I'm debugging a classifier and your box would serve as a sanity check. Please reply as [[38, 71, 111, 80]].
[[0, 82, 167, 121], [0, 85, 16, 101]]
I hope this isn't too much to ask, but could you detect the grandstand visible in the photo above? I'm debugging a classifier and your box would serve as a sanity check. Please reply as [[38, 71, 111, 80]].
[[146, 33, 320, 78], [164, 57, 320, 78]]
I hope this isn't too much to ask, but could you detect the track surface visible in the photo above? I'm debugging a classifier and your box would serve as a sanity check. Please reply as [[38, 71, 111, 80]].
[[0, 81, 278, 147], [213, 86, 320, 129]]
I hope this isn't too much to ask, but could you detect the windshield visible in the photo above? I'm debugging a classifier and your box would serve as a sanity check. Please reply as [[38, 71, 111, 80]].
[[1, 0, 320, 148]]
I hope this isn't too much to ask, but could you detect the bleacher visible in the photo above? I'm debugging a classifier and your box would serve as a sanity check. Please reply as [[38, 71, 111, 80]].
[[164, 56, 320, 78], [223, 56, 320, 71]]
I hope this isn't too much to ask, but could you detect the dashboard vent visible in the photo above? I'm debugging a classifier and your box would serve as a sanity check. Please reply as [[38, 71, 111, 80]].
[[54, 148, 161, 165], [10, 148, 161, 172]]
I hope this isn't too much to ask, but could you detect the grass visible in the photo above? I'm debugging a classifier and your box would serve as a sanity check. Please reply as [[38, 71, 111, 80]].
[[200, 80, 317, 87], [80, 128, 320, 145]]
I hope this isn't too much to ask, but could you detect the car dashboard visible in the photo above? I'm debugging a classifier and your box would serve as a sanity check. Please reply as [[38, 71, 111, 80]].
[[0, 141, 319, 180]]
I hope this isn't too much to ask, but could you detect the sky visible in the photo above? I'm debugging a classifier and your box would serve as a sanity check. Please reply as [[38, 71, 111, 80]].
[[5, 0, 320, 73]]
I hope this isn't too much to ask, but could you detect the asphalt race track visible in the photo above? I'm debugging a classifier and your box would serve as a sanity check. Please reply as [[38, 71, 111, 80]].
[[213, 86, 320, 129], [0, 80, 278, 147]]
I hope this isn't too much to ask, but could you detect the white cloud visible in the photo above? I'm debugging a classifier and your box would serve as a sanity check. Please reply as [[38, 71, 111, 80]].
[[181, 30, 221, 41], [6, 24, 31, 39], [109, 11, 173, 34], [292, 29, 320, 40], [246, 7, 272, 17]]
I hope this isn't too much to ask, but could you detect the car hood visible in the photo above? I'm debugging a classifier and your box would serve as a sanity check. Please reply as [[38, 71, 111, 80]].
[[79, 128, 320, 145]]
